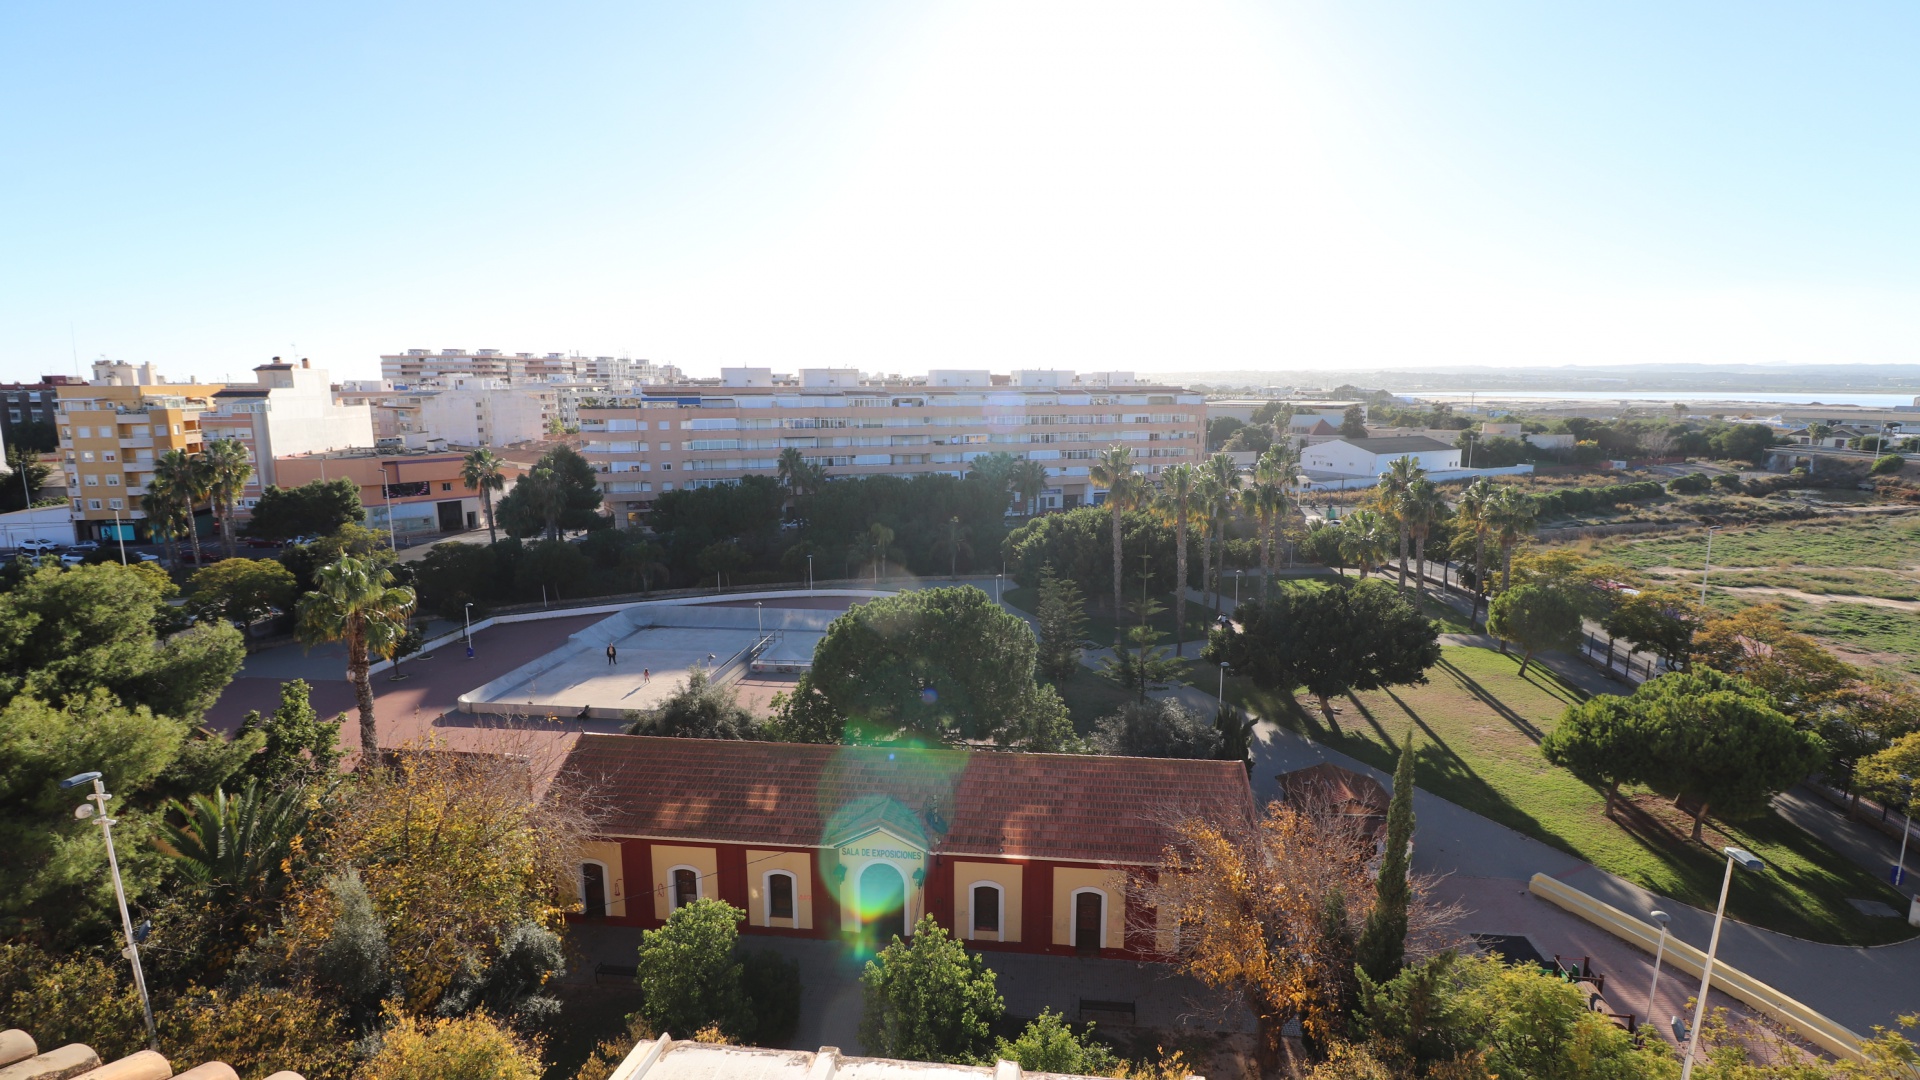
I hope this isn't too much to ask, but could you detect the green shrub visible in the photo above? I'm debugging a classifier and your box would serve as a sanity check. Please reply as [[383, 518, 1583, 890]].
[[1667, 472, 1712, 495], [1872, 454, 1904, 476]]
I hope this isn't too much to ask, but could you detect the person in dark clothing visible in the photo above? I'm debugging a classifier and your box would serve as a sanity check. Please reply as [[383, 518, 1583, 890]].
[[607, 644, 617, 666]]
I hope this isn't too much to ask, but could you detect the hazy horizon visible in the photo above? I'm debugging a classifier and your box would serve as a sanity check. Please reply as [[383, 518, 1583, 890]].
[[4, 3, 1916, 384]]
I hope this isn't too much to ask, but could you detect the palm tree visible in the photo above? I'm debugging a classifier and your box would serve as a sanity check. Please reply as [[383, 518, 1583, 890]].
[[151, 449, 208, 566], [1339, 508, 1393, 578], [296, 555, 417, 762], [1200, 453, 1244, 613], [141, 484, 188, 568], [1487, 487, 1538, 593], [158, 778, 311, 903], [1455, 478, 1497, 627], [1158, 463, 1197, 655], [966, 451, 1021, 510], [1398, 479, 1447, 608], [1089, 446, 1145, 627], [460, 448, 508, 544], [202, 439, 253, 558], [776, 447, 817, 517], [1008, 458, 1049, 517], [1378, 455, 1426, 592], [867, 522, 894, 583]]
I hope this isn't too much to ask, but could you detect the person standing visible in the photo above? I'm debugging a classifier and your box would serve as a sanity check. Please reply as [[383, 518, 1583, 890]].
[[607, 644, 617, 666]]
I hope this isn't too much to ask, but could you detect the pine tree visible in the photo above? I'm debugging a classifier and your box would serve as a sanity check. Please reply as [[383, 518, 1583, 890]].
[[1355, 732, 1416, 984], [1033, 565, 1088, 682]]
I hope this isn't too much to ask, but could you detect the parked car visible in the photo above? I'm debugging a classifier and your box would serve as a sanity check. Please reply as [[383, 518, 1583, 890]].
[[241, 536, 280, 549], [67, 540, 100, 552], [59, 553, 86, 566], [283, 535, 319, 548], [18, 538, 59, 554], [135, 552, 163, 564]]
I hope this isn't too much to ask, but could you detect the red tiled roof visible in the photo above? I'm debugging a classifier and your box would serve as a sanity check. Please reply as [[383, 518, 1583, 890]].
[[557, 735, 1256, 865]]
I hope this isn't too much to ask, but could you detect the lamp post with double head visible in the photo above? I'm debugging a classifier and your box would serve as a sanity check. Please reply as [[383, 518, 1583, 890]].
[[62, 771, 158, 1050], [1679, 847, 1764, 1080]]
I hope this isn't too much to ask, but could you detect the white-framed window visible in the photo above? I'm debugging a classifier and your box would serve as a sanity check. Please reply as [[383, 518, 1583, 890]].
[[1069, 887, 1109, 951], [70, 498, 83, 511], [76, 426, 90, 438], [80, 451, 94, 462], [968, 881, 1004, 939], [668, 865, 703, 910], [102, 451, 116, 462], [105, 474, 118, 486], [764, 870, 796, 924], [578, 860, 610, 917], [108, 499, 122, 510], [88, 499, 101, 510], [83, 474, 97, 486]]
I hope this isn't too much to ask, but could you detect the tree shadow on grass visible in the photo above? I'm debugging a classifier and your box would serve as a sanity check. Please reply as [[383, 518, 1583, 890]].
[[1433, 655, 1545, 743]]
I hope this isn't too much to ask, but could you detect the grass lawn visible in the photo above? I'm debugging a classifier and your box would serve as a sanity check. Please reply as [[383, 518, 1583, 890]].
[[1774, 600, 1920, 677], [1590, 514, 1920, 574], [1230, 644, 1915, 946]]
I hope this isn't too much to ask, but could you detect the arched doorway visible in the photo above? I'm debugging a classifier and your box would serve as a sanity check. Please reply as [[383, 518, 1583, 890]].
[[860, 862, 907, 945]]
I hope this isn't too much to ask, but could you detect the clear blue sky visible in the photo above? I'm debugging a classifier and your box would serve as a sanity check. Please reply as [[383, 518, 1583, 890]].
[[2, 2, 1915, 382]]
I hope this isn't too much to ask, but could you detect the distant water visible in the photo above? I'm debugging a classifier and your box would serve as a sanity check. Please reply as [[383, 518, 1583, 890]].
[[1411, 390, 1917, 409]]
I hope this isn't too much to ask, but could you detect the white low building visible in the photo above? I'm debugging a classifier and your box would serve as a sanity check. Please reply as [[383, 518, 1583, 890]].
[[1301, 435, 1461, 479]]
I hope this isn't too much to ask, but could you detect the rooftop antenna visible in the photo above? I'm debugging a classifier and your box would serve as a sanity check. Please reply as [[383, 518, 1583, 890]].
[[70, 323, 80, 379]]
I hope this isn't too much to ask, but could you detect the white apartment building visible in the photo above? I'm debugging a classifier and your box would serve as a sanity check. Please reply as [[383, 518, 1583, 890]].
[[201, 359, 377, 511], [578, 369, 1205, 524], [1300, 435, 1461, 479], [415, 378, 557, 447], [380, 348, 683, 389]]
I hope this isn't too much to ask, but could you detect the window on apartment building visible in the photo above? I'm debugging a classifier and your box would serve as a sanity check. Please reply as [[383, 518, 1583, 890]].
[[660, 463, 671, 470], [105, 475, 118, 486], [441, 482, 452, 491], [102, 451, 116, 462], [6, 411, 17, 423], [88, 499, 101, 510], [80, 451, 94, 462], [108, 499, 122, 510], [83, 475, 97, 486], [77, 426, 91, 438], [60, 428, 71, 439]]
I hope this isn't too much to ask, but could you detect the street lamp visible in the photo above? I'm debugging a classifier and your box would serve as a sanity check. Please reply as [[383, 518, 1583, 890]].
[[1645, 909, 1671, 1020], [1698, 526, 1721, 608], [112, 508, 127, 564], [61, 771, 157, 1050], [1894, 775, 1913, 887], [996, 572, 1003, 605], [1217, 661, 1229, 706], [807, 554, 814, 592], [1235, 570, 1243, 607], [1679, 847, 1764, 1080], [463, 602, 474, 658], [377, 463, 398, 551], [756, 600, 764, 639]]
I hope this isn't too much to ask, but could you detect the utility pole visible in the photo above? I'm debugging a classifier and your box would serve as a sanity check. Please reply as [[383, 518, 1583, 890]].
[[62, 772, 157, 1050]]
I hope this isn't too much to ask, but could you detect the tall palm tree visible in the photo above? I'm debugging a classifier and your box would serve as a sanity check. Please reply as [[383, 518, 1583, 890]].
[[296, 555, 417, 762], [1157, 463, 1198, 655], [1008, 458, 1049, 517], [867, 522, 894, 583], [1398, 479, 1447, 608], [151, 449, 208, 566], [1260, 443, 1301, 574], [1089, 446, 1144, 627], [141, 485, 188, 568], [1487, 487, 1538, 593], [1455, 478, 1497, 627], [966, 451, 1021, 510], [202, 439, 253, 558], [1339, 508, 1393, 579], [158, 778, 311, 903], [460, 448, 508, 544], [1200, 453, 1244, 613], [776, 447, 816, 518], [1378, 455, 1427, 592]]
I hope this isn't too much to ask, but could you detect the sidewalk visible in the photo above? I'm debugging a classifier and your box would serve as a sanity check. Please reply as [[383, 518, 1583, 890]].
[[1245, 720, 1920, 1036]]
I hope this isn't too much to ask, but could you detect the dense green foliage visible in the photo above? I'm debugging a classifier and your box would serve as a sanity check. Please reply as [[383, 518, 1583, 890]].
[[860, 915, 1004, 1065], [245, 478, 366, 541], [1486, 583, 1584, 674], [784, 586, 1072, 747], [625, 669, 760, 739], [634, 899, 752, 1039], [1208, 580, 1441, 719], [495, 446, 605, 540], [994, 1010, 1119, 1075], [1032, 565, 1089, 681], [1091, 699, 1221, 758], [1003, 506, 1180, 601], [1525, 480, 1665, 517], [1354, 736, 1415, 985]]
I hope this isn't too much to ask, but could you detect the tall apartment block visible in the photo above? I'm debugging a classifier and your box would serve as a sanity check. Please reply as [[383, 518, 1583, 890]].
[[55, 361, 222, 542], [200, 358, 376, 513], [380, 348, 682, 388], [578, 368, 1204, 525]]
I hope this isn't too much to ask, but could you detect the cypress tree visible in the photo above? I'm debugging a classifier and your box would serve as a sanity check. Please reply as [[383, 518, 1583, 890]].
[[1356, 732, 1417, 984]]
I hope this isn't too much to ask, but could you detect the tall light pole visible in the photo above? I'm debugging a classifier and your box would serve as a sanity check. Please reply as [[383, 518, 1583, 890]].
[[112, 508, 127, 564], [807, 553, 814, 592], [1217, 661, 1229, 706], [378, 462, 398, 551], [1234, 570, 1243, 608], [1698, 526, 1720, 609], [756, 600, 764, 639], [1645, 909, 1671, 1021], [995, 572, 1003, 605], [463, 602, 473, 655], [1895, 775, 1913, 888], [62, 771, 157, 1050], [1679, 847, 1764, 1080]]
